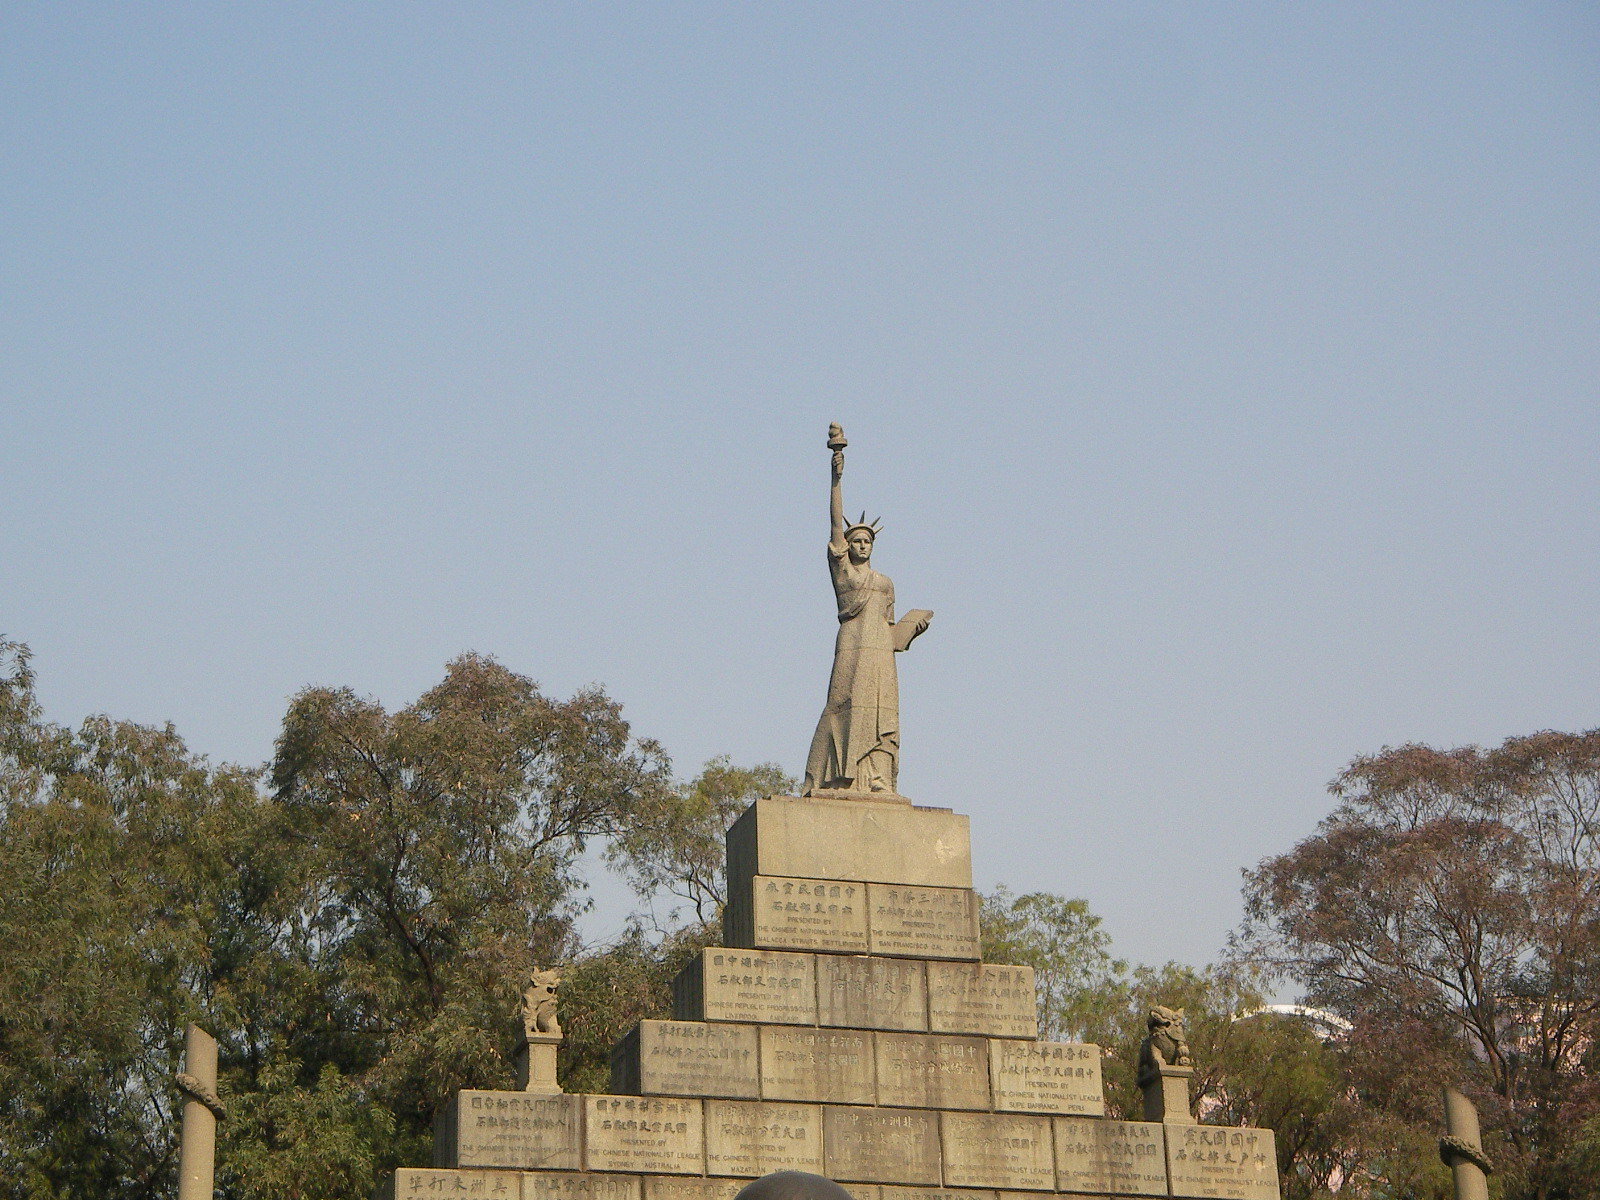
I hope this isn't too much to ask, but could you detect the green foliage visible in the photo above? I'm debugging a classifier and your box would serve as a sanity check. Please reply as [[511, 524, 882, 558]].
[[221, 1059, 394, 1200], [608, 757, 794, 925], [558, 923, 719, 1095], [979, 887, 1127, 1043], [0, 643, 685, 1200]]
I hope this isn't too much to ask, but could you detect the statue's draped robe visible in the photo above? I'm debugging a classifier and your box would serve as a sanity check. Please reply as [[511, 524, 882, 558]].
[[803, 542, 899, 792]]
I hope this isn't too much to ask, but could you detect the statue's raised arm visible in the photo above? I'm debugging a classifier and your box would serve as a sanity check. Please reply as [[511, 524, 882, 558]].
[[802, 423, 932, 798]]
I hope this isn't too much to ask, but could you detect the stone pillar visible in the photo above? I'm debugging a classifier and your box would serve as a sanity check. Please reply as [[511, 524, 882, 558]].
[[514, 1033, 563, 1094], [1440, 1086, 1492, 1200], [176, 1024, 224, 1200], [1140, 1064, 1195, 1124]]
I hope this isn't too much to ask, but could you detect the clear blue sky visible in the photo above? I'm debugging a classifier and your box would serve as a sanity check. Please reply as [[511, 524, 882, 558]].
[[5, 3, 1597, 971]]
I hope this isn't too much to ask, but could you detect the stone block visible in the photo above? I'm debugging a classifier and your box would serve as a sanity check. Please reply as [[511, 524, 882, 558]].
[[758, 1027, 875, 1104], [673, 949, 818, 1026], [866, 886, 979, 961], [726, 876, 869, 954], [703, 1100, 824, 1177], [879, 1189, 993, 1200], [925, 965, 1037, 1039], [874, 1033, 990, 1111], [610, 1021, 759, 1099], [523, 1174, 643, 1200], [1052, 1118, 1168, 1196], [441, 1092, 583, 1171], [988, 1042, 1103, 1116], [641, 1180, 746, 1200], [816, 956, 928, 1031], [583, 1096, 705, 1175], [391, 1169, 520, 1200], [1165, 1125, 1280, 1200], [726, 797, 972, 890], [939, 1113, 1055, 1192], [822, 1105, 942, 1186]]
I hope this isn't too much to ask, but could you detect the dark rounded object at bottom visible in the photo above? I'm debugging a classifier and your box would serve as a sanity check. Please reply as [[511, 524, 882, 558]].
[[732, 1171, 857, 1200]]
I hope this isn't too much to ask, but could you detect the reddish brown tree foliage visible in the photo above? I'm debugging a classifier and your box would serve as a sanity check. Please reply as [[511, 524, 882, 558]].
[[1241, 731, 1600, 1198]]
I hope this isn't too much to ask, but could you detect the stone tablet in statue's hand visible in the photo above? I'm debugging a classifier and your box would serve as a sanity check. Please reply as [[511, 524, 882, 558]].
[[892, 610, 933, 652]]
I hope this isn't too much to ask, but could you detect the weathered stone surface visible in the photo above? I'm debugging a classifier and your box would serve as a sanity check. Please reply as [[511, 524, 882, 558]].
[[727, 877, 869, 954], [1052, 1118, 1167, 1196], [988, 1042, 1103, 1116], [939, 1113, 1055, 1192], [874, 1033, 990, 1111], [673, 950, 818, 1026], [442, 1092, 583, 1170], [392, 1168, 520, 1199], [759, 1028, 875, 1105], [816, 956, 927, 1031], [640, 1179, 746, 1200], [925, 965, 1037, 1039], [822, 1106, 941, 1185], [583, 1096, 705, 1175], [703, 1100, 824, 1177], [866, 886, 979, 961], [879, 1189, 993, 1200], [611, 1021, 759, 1100], [726, 797, 972, 890], [1165, 1125, 1280, 1200], [523, 1173, 643, 1200]]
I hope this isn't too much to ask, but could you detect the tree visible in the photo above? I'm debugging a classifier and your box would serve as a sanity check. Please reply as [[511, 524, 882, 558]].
[[0, 644, 684, 1200], [1240, 731, 1600, 1200], [0, 638, 266, 1200], [607, 757, 794, 927], [263, 653, 676, 1158]]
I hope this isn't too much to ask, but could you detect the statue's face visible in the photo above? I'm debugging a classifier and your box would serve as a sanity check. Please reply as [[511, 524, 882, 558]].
[[848, 530, 874, 562]]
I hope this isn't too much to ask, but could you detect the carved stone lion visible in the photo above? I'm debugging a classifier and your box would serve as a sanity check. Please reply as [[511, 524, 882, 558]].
[[1137, 1005, 1192, 1085], [521, 968, 563, 1039]]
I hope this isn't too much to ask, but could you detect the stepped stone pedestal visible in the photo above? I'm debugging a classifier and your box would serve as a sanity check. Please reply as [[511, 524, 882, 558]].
[[385, 794, 1281, 1200]]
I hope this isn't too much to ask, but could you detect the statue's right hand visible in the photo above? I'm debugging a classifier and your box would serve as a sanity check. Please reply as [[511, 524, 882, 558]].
[[831, 450, 844, 479]]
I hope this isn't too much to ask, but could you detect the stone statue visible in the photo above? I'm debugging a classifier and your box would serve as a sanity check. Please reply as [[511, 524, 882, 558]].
[[802, 424, 932, 796], [1137, 1005, 1194, 1083], [521, 968, 563, 1040], [1137, 1005, 1196, 1124]]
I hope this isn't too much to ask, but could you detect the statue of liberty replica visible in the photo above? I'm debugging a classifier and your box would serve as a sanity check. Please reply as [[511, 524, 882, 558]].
[[802, 424, 933, 797]]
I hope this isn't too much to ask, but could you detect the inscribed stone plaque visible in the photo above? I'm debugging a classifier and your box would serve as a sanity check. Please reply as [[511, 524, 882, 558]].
[[874, 1033, 990, 1111], [880, 1189, 994, 1200], [940, 1112, 1055, 1192], [642, 1180, 746, 1200], [583, 1096, 705, 1175], [759, 1027, 875, 1104], [822, 1105, 941, 1185], [613, 1021, 758, 1099], [988, 1041, 1103, 1115], [867, 885, 980, 960], [704, 1100, 823, 1177], [448, 1092, 583, 1170], [523, 1174, 643, 1200], [391, 1169, 519, 1199], [1165, 1125, 1280, 1200], [816, 955, 928, 1031], [674, 949, 818, 1026], [743, 876, 869, 953], [925, 964, 1037, 1039], [1052, 1118, 1167, 1196], [726, 797, 972, 889]]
